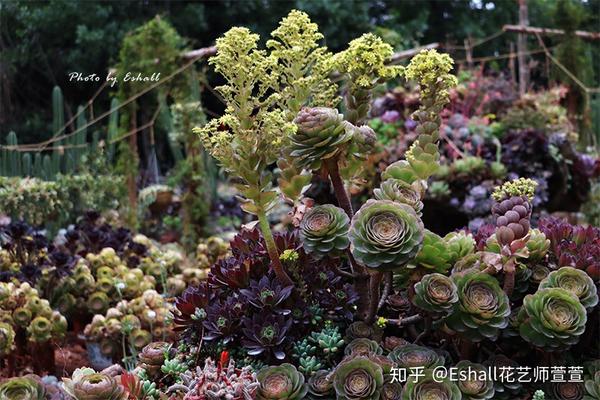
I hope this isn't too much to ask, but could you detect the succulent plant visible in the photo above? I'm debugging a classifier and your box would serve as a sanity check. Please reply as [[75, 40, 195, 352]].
[[0, 376, 46, 400], [548, 381, 586, 400], [373, 179, 424, 216], [381, 377, 403, 400], [533, 390, 546, 400], [413, 230, 452, 272], [585, 371, 600, 400], [413, 273, 458, 314], [240, 275, 293, 315], [455, 360, 494, 400], [62, 367, 126, 400], [183, 355, 259, 400], [444, 230, 476, 265], [539, 267, 598, 311], [137, 341, 169, 377], [0, 321, 15, 356], [388, 344, 445, 370], [517, 288, 587, 351], [445, 272, 511, 342], [344, 338, 383, 357], [349, 199, 424, 271], [491, 178, 537, 247], [526, 229, 550, 262], [307, 370, 334, 399], [299, 204, 350, 259], [256, 363, 308, 400], [400, 371, 462, 400], [333, 356, 384, 400], [311, 323, 345, 355], [242, 313, 292, 360], [345, 321, 383, 342], [291, 107, 355, 169]]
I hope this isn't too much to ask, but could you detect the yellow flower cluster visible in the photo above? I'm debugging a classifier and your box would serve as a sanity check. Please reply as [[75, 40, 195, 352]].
[[335, 33, 404, 88], [492, 178, 539, 201], [404, 49, 458, 103]]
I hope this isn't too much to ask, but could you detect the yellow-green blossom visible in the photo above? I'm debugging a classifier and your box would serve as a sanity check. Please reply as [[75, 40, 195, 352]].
[[404, 49, 457, 105], [335, 33, 404, 88], [492, 178, 538, 201]]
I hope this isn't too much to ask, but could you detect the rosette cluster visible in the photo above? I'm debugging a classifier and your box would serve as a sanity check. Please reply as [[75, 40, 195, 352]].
[[300, 204, 350, 259]]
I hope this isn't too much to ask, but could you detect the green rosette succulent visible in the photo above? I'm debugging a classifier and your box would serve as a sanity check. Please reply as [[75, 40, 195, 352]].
[[307, 370, 334, 399], [527, 229, 550, 262], [387, 344, 445, 370], [455, 361, 494, 400], [413, 273, 458, 314], [0, 376, 46, 400], [300, 204, 350, 259], [445, 272, 510, 342], [414, 230, 452, 272], [380, 378, 402, 400], [27, 316, 53, 343], [349, 200, 424, 271], [256, 363, 308, 400], [373, 179, 423, 216], [0, 321, 15, 356], [401, 371, 462, 400], [539, 267, 598, 311], [333, 356, 384, 400], [444, 231, 476, 265], [381, 160, 420, 185], [585, 371, 600, 400], [344, 338, 383, 357], [63, 368, 126, 400], [291, 107, 355, 169], [518, 287, 587, 351]]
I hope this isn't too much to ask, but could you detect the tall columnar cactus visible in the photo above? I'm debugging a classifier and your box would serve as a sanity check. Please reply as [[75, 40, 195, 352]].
[[52, 86, 64, 137]]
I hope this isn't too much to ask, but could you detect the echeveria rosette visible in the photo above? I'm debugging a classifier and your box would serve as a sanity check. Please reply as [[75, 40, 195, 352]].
[[413, 273, 458, 314], [333, 356, 384, 400], [387, 344, 445, 370], [400, 370, 462, 400], [381, 378, 403, 400], [414, 230, 452, 273], [517, 288, 587, 351], [539, 267, 598, 311], [445, 272, 511, 342], [455, 361, 494, 400], [0, 376, 46, 400], [300, 204, 350, 259], [374, 179, 423, 216], [62, 368, 126, 400], [349, 200, 424, 271], [256, 363, 308, 400], [291, 107, 354, 170]]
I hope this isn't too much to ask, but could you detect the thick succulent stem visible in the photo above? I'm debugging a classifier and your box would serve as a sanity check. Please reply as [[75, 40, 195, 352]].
[[257, 210, 294, 286], [377, 271, 393, 311], [386, 314, 424, 327], [325, 157, 353, 217], [366, 271, 384, 324], [503, 268, 515, 297]]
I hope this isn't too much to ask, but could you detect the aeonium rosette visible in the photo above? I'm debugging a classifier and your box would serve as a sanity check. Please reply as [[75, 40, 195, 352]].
[[349, 200, 424, 271], [445, 272, 511, 342], [333, 356, 384, 400], [413, 273, 458, 315], [517, 287, 587, 351], [299, 204, 350, 259]]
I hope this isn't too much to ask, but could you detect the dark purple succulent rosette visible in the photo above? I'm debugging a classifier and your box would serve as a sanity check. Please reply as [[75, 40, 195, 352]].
[[242, 313, 292, 360], [239, 275, 293, 315]]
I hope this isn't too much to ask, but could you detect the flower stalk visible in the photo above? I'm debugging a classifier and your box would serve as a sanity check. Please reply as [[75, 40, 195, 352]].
[[257, 210, 293, 286]]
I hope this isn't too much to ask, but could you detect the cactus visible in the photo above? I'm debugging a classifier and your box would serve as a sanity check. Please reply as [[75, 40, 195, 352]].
[[7, 132, 20, 177], [22, 153, 32, 176], [52, 86, 65, 137]]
